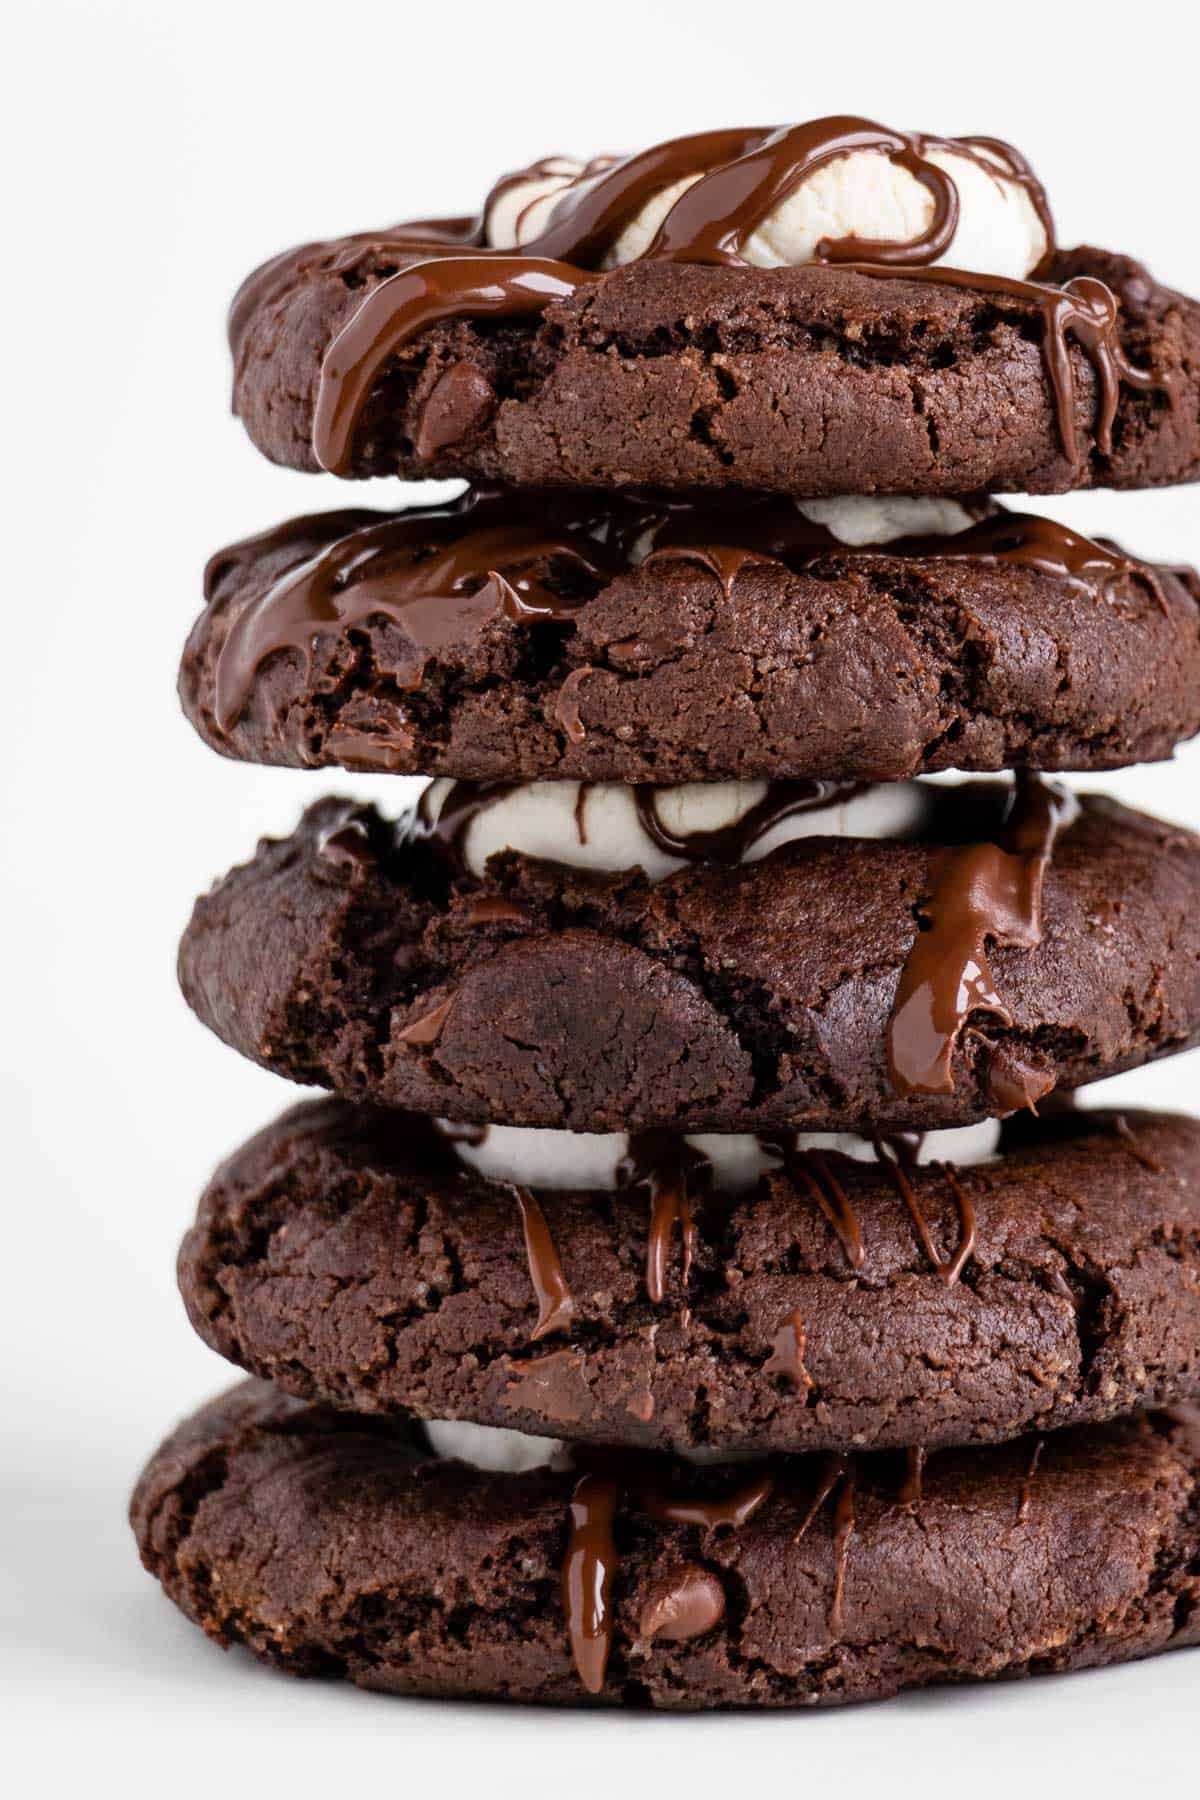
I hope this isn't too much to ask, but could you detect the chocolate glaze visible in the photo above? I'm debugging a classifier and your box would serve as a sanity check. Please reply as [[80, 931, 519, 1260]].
[[242, 118, 1166, 476], [208, 489, 1170, 742], [562, 1473, 618, 1693], [887, 773, 1079, 1099], [631, 780, 859, 865], [765, 1310, 813, 1392], [776, 1145, 866, 1271], [639, 1473, 775, 1531], [793, 1453, 856, 1630], [619, 1132, 713, 1305], [899, 1444, 928, 1511], [277, 119, 1079, 472], [512, 1187, 575, 1340], [840, 262, 1165, 466], [874, 1146, 979, 1285]]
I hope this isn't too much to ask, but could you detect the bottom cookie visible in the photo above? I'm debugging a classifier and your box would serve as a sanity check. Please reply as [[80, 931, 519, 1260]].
[[131, 1382, 1200, 1709]]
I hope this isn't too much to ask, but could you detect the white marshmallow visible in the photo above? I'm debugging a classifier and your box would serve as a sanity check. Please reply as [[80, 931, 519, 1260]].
[[488, 139, 1048, 281], [420, 778, 934, 885], [796, 495, 977, 546], [440, 1116, 1000, 1194], [423, 1418, 572, 1473]]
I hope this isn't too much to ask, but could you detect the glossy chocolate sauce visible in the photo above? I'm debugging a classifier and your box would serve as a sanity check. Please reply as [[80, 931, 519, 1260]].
[[874, 1145, 979, 1285], [270, 118, 1085, 474], [512, 1187, 575, 1340], [619, 1131, 713, 1304], [764, 1310, 813, 1391], [887, 773, 1079, 1099], [562, 1473, 618, 1693], [208, 489, 1173, 743], [899, 1444, 928, 1511], [232, 118, 1166, 477]]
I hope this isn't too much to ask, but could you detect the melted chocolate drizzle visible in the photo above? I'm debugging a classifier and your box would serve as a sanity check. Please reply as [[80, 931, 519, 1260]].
[[231, 117, 1166, 477], [512, 1187, 575, 1340], [765, 1309, 813, 1392], [632, 780, 859, 864], [899, 1444, 928, 1511], [562, 1473, 618, 1694], [887, 773, 1079, 1099], [208, 489, 1173, 745], [560, 1466, 771, 1690], [793, 1454, 857, 1634], [874, 1143, 979, 1285], [619, 1131, 713, 1305]]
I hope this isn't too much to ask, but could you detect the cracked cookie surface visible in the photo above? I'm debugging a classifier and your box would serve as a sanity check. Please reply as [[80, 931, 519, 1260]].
[[131, 1381, 1200, 1707], [231, 249, 1200, 495], [177, 789, 1200, 1133], [183, 501, 1200, 784], [180, 1101, 1200, 1456]]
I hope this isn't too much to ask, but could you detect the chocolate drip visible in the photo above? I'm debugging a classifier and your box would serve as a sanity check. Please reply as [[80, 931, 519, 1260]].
[[779, 1145, 866, 1271], [281, 118, 1169, 476], [640, 1473, 774, 1531], [210, 491, 1171, 741], [638, 1564, 726, 1642], [644, 119, 969, 267], [314, 257, 584, 473], [839, 262, 1164, 466], [1016, 1438, 1044, 1522], [887, 774, 1079, 1098], [212, 487, 618, 734], [874, 1146, 978, 1285], [793, 1454, 856, 1632], [765, 1310, 813, 1391], [632, 780, 858, 866], [558, 1463, 770, 1690], [280, 119, 1167, 476], [829, 1469, 857, 1635], [899, 1445, 927, 1511], [512, 1187, 574, 1341], [620, 1132, 713, 1304], [562, 1473, 618, 1693], [412, 777, 520, 857]]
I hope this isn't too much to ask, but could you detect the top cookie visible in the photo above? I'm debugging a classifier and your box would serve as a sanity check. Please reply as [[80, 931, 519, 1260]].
[[230, 119, 1200, 496]]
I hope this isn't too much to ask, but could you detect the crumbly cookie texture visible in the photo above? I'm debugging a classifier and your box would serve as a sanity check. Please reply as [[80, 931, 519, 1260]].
[[179, 1098, 1200, 1456], [177, 790, 1200, 1134], [131, 1381, 1200, 1708]]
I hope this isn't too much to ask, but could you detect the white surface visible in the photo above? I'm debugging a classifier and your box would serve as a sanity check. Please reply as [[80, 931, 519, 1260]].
[[4, 0, 1199, 1790]]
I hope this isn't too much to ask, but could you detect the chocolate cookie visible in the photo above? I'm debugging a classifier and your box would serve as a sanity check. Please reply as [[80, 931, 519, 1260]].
[[131, 1381, 1200, 1707], [183, 489, 1200, 784], [231, 246, 1200, 497], [180, 1099, 1200, 1456], [176, 782, 1200, 1134]]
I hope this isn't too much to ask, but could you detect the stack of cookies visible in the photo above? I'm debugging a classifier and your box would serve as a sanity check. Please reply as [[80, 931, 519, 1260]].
[[133, 119, 1200, 1708]]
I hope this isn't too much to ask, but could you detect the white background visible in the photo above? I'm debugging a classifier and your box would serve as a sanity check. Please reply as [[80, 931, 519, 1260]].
[[4, 1, 1198, 1788]]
